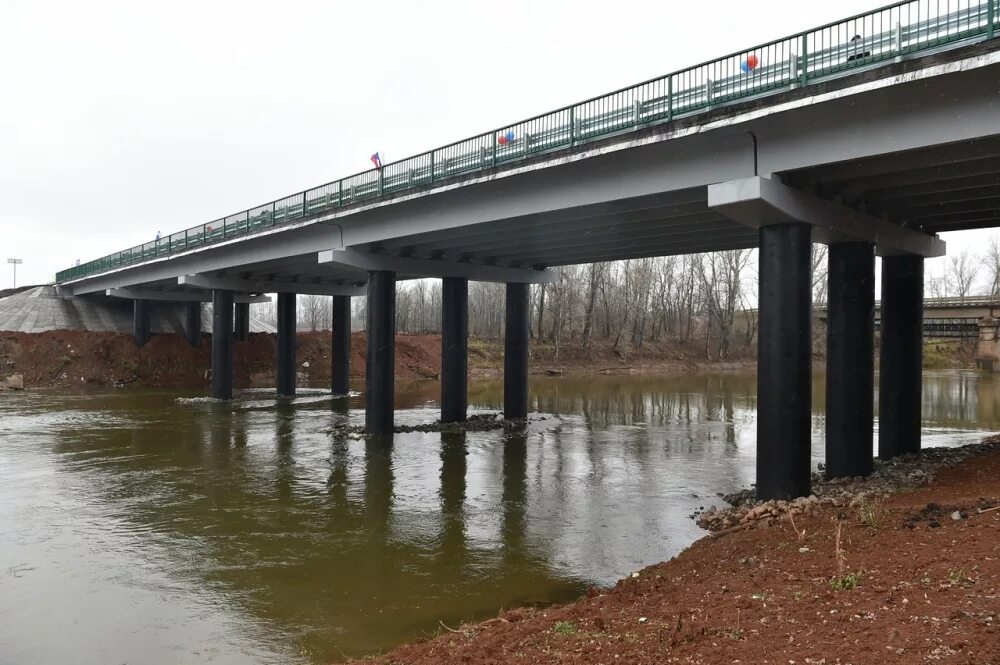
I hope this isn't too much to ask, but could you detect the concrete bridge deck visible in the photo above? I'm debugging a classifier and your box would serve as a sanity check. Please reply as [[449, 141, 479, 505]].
[[45, 0, 1000, 501]]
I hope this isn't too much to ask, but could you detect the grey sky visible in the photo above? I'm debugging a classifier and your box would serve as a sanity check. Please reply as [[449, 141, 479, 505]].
[[0, 0, 988, 289]]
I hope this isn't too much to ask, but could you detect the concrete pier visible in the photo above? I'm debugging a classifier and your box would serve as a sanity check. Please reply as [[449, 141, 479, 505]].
[[756, 223, 813, 500], [276, 293, 297, 397], [879, 255, 924, 459], [366, 271, 396, 435], [234, 302, 250, 342], [441, 277, 469, 423], [184, 302, 202, 347], [133, 299, 151, 347], [503, 282, 529, 420], [211, 290, 234, 400], [331, 295, 351, 395], [825, 242, 875, 479]]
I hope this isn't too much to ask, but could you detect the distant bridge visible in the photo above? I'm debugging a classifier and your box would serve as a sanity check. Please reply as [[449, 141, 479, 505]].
[[814, 296, 1000, 338]]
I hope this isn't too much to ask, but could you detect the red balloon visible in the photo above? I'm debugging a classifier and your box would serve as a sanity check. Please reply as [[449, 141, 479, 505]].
[[746, 54, 759, 69], [498, 135, 508, 145]]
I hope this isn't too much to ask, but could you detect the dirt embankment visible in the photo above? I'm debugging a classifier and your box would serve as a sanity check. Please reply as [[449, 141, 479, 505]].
[[0, 330, 444, 389], [0, 331, 753, 389], [361, 441, 1000, 665]]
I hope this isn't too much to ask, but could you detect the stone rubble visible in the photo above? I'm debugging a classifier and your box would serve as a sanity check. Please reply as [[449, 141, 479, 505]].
[[0, 373, 24, 390], [694, 438, 1000, 531]]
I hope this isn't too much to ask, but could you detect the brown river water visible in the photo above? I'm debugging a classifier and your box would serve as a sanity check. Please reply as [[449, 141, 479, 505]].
[[1, 371, 998, 664]]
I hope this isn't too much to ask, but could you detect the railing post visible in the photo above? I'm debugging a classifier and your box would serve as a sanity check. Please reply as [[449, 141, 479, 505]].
[[989, 0, 996, 39], [301, 192, 306, 217], [800, 34, 809, 85], [378, 169, 384, 197], [667, 75, 673, 121], [569, 107, 576, 147], [430, 152, 435, 184], [338, 181, 343, 206], [184, 229, 188, 250], [271, 201, 276, 225]]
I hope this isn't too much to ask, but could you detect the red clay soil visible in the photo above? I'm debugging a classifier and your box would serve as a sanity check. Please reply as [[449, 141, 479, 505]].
[[0, 330, 441, 389], [362, 445, 1000, 665], [0, 331, 759, 389]]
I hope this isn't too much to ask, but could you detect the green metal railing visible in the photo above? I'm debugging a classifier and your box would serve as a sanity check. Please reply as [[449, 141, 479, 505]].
[[55, 0, 997, 284]]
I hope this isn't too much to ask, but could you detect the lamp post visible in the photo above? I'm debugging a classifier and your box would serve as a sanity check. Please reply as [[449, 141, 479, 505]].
[[7, 258, 22, 288]]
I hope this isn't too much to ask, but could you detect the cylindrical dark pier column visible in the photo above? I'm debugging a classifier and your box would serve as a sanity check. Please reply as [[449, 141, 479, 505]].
[[757, 223, 813, 500], [365, 271, 396, 435], [504, 282, 529, 420], [234, 302, 250, 342], [276, 292, 297, 397], [879, 254, 924, 459], [441, 277, 469, 423], [825, 242, 875, 479], [211, 290, 234, 400], [331, 295, 351, 395], [185, 301, 202, 347], [133, 299, 151, 347]]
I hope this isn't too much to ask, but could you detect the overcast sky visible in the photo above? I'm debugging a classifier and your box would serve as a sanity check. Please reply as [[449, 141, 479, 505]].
[[0, 0, 989, 290]]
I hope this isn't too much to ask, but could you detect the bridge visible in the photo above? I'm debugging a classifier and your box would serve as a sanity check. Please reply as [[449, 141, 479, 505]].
[[812, 296, 1000, 338], [52, 0, 1000, 501]]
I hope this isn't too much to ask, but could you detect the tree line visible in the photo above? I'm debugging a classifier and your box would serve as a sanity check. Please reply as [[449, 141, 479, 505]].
[[252, 236, 1000, 360]]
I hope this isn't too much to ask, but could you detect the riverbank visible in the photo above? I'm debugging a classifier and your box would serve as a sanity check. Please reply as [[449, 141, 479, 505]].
[[360, 439, 1000, 665], [0, 330, 754, 389]]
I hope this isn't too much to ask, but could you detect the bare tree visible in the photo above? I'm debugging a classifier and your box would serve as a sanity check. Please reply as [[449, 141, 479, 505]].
[[981, 237, 1000, 297], [946, 250, 978, 299], [811, 245, 829, 306]]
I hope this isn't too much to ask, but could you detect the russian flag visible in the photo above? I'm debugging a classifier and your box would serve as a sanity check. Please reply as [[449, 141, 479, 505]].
[[371, 152, 382, 169]]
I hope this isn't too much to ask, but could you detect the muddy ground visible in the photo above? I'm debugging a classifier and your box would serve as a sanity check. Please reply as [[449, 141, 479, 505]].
[[0, 330, 755, 389], [361, 441, 1000, 665]]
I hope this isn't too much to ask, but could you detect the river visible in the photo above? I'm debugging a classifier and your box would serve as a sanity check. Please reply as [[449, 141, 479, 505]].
[[1, 370, 998, 664]]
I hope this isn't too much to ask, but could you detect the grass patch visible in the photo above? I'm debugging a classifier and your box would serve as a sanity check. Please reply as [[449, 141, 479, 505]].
[[552, 621, 577, 636], [857, 496, 884, 530], [830, 571, 862, 591]]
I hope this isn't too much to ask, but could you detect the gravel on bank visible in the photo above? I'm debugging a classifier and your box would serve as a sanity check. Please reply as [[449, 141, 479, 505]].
[[696, 439, 1000, 531]]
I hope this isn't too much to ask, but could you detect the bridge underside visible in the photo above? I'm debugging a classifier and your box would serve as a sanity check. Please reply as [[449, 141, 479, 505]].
[[783, 134, 1000, 234]]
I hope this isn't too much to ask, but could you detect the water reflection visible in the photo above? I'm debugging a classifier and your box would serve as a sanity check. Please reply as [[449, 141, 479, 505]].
[[1, 371, 999, 664]]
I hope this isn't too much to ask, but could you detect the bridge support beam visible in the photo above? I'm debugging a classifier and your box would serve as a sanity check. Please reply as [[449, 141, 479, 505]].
[[366, 271, 396, 435], [185, 302, 201, 347], [825, 242, 875, 479], [211, 290, 234, 400], [133, 299, 151, 347], [332, 295, 352, 395], [276, 293, 297, 397], [504, 282, 529, 420], [441, 277, 469, 423], [234, 302, 250, 342], [879, 255, 924, 459], [757, 223, 813, 500]]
